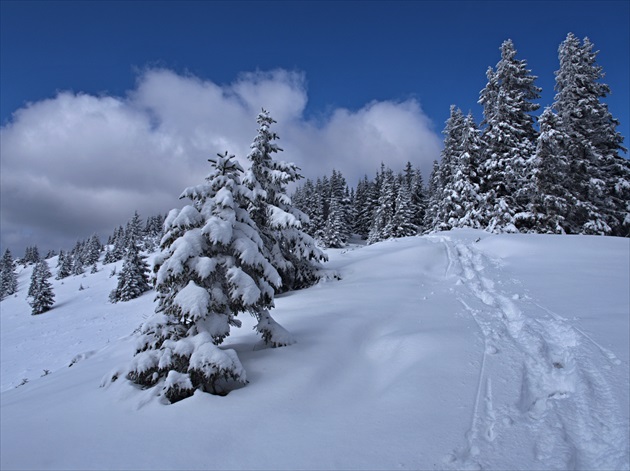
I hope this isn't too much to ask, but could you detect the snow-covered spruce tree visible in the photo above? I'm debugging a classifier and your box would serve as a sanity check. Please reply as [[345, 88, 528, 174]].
[[342, 177, 353, 233], [70, 251, 84, 276], [103, 246, 117, 265], [365, 171, 382, 236], [105, 226, 126, 263], [312, 177, 329, 242], [526, 107, 574, 234], [368, 166, 397, 244], [56, 250, 72, 280], [478, 39, 541, 233], [404, 162, 426, 234], [322, 198, 346, 248], [143, 214, 166, 252], [28, 260, 54, 315], [125, 211, 145, 247], [389, 174, 418, 238], [294, 178, 327, 241], [352, 175, 373, 238], [0, 249, 18, 300], [243, 110, 327, 292], [433, 106, 466, 231], [424, 160, 442, 232], [22, 246, 41, 266], [55, 250, 64, 268], [83, 234, 103, 266], [553, 33, 629, 236], [322, 170, 351, 248], [307, 175, 333, 247], [28, 262, 39, 298], [126, 153, 291, 402], [291, 179, 312, 232], [291, 183, 305, 211], [109, 237, 151, 303], [448, 112, 484, 229]]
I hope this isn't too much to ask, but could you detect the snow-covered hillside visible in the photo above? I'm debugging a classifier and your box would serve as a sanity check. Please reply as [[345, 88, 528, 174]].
[[1, 230, 628, 470]]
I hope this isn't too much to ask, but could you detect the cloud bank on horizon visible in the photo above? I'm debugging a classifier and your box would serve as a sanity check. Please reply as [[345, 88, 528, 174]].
[[0, 68, 442, 254]]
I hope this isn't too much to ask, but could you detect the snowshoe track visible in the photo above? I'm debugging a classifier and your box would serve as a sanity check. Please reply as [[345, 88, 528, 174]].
[[437, 235, 629, 470]]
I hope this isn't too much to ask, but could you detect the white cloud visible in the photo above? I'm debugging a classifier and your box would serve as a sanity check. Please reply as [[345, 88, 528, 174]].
[[289, 99, 441, 182], [0, 69, 442, 254], [231, 69, 309, 122]]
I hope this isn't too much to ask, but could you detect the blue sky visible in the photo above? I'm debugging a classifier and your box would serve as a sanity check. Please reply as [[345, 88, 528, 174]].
[[2, 1, 629, 132], [1, 0, 629, 254]]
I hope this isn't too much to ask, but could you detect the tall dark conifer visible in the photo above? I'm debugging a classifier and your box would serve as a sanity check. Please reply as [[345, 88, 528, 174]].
[[553, 33, 629, 235], [527, 107, 574, 233], [0, 249, 18, 300], [434, 106, 466, 231], [109, 238, 151, 303], [243, 110, 327, 291], [29, 260, 54, 315], [478, 39, 541, 232], [449, 113, 484, 229]]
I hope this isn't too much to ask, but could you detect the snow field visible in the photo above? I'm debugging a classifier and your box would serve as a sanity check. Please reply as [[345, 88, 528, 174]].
[[1, 230, 628, 470]]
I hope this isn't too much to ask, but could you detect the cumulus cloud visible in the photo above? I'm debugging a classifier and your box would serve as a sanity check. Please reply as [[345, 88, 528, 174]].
[[288, 99, 441, 182], [0, 68, 441, 254]]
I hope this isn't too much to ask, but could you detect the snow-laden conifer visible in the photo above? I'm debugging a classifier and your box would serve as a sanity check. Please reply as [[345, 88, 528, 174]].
[[83, 234, 103, 266], [22, 246, 41, 266], [125, 152, 291, 402], [478, 39, 541, 233], [432, 106, 466, 231], [103, 247, 117, 265], [364, 171, 382, 237], [526, 107, 574, 234], [243, 110, 327, 291], [310, 177, 329, 241], [70, 252, 85, 276], [28, 263, 39, 298], [143, 214, 166, 251], [28, 260, 54, 315], [389, 176, 418, 238], [448, 113, 484, 229], [404, 162, 426, 233], [553, 33, 628, 235], [109, 238, 151, 303], [368, 167, 397, 243], [0, 249, 18, 300], [352, 175, 372, 238], [125, 211, 144, 247], [106, 226, 126, 263], [56, 251, 72, 280], [424, 160, 442, 232], [291, 180, 313, 232], [322, 170, 351, 247]]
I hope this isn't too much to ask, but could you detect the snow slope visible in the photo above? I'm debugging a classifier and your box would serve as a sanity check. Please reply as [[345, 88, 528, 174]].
[[1, 229, 628, 470]]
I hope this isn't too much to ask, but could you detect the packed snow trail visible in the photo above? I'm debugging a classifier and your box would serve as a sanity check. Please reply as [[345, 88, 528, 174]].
[[432, 232, 630, 470]]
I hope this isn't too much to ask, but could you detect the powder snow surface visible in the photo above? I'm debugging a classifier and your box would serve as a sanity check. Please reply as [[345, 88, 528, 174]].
[[1, 229, 628, 470]]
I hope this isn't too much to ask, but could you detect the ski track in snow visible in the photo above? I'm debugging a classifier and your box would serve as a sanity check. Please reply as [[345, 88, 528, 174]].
[[436, 235, 629, 471]]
